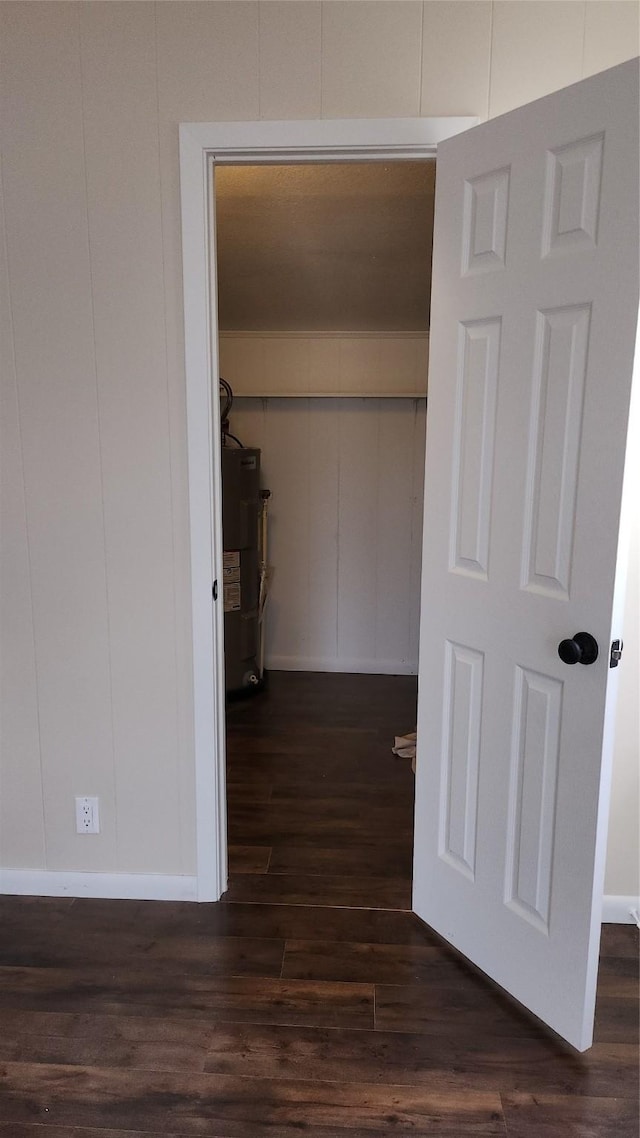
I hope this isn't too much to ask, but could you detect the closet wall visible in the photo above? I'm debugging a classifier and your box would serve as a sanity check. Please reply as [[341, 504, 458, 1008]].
[[217, 161, 432, 675], [232, 397, 426, 674]]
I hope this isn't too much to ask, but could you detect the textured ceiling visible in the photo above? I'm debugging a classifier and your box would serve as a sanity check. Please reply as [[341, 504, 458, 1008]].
[[215, 162, 435, 332]]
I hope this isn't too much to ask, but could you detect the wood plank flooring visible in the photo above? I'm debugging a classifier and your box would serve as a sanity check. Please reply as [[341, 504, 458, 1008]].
[[225, 671, 416, 909], [0, 673, 637, 1135]]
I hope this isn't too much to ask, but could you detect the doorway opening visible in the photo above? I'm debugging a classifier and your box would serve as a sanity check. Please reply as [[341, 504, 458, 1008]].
[[214, 161, 435, 909]]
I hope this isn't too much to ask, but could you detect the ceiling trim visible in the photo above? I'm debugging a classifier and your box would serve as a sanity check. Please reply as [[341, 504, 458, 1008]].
[[182, 116, 478, 164]]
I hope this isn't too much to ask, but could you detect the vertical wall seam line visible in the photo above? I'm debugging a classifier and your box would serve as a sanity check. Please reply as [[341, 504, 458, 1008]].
[[305, 398, 311, 661], [418, 1, 425, 116], [257, 0, 262, 119], [335, 392, 342, 657], [407, 398, 419, 663], [581, 0, 588, 77], [77, 1, 119, 864], [373, 399, 382, 662], [487, 1, 495, 122], [0, 147, 48, 867], [153, 0, 185, 874], [320, 0, 325, 119]]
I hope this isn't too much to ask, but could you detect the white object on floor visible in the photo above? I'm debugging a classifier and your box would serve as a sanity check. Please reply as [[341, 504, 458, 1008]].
[[393, 731, 417, 773]]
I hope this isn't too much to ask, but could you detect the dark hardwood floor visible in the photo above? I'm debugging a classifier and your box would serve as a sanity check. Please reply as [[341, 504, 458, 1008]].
[[225, 671, 417, 910], [0, 672, 637, 1135]]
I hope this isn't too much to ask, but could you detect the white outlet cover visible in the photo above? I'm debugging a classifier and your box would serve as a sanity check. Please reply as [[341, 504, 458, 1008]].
[[75, 796, 100, 834]]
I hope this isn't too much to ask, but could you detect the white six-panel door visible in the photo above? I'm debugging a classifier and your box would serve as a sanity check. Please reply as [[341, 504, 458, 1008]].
[[413, 59, 639, 1051]]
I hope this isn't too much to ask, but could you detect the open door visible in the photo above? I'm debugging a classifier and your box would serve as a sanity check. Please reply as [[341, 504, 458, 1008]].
[[413, 58, 639, 1051]]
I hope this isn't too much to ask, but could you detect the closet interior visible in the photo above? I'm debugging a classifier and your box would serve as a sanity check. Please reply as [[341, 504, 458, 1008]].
[[214, 161, 435, 908]]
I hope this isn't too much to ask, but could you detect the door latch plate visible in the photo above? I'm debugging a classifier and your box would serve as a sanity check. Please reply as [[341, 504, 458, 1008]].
[[610, 639, 623, 668]]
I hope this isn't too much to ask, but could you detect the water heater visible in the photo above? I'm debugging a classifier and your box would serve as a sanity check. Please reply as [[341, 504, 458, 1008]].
[[221, 446, 262, 695]]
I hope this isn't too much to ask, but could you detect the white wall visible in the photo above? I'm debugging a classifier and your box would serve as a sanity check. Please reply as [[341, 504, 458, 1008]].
[[232, 397, 426, 675], [219, 332, 430, 397], [1, 1, 638, 894]]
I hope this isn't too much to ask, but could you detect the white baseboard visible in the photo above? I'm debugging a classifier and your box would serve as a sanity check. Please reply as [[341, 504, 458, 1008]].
[[266, 655, 418, 676], [1, 871, 637, 922], [0, 869, 198, 902], [602, 894, 640, 924]]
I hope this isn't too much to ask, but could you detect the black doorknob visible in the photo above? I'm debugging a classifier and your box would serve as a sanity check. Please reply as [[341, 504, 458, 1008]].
[[558, 632, 599, 666]]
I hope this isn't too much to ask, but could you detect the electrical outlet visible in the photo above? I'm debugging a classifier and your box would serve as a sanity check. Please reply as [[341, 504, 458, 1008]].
[[75, 796, 100, 834]]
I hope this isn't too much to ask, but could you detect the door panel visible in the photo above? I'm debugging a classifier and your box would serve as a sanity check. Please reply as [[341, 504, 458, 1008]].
[[413, 58, 639, 1051], [505, 665, 562, 933], [451, 318, 500, 578], [522, 303, 590, 597], [439, 639, 483, 880]]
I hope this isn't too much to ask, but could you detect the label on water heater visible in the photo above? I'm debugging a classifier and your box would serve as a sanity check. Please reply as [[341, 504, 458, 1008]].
[[224, 583, 241, 612]]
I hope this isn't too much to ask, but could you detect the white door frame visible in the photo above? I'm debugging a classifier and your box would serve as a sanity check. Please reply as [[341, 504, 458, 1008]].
[[179, 116, 477, 901]]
